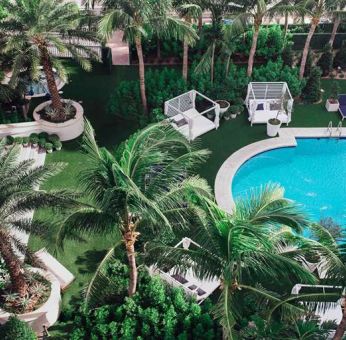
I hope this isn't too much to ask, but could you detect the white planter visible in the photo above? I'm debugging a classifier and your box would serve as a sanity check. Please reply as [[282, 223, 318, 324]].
[[325, 99, 339, 112], [267, 119, 281, 137], [0, 269, 61, 333], [33, 99, 84, 141], [231, 114, 237, 119], [215, 100, 230, 114], [47, 149, 53, 153]]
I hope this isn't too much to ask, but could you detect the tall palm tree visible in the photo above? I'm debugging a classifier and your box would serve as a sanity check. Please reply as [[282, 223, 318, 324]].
[[58, 121, 212, 297], [176, 3, 202, 80], [0, 0, 98, 121], [231, 0, 300, 77], [328, 1, 346, 47], [99, 0, 197, 116], [298, 0, 340, 79], [149, 185, 317, 338], [0, 143, 77, 298]]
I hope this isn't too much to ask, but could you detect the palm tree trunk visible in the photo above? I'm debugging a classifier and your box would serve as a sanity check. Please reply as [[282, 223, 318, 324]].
[[124, 230, 138, 296], [182, 39, 189, 81], [329, 17, 341, 47], [39, 46, 63, 113], [211, 41, 215, 83], [135, 36, 148, 115], [333, 300, 346, 340], [198, 15, 203, 31], [284, 12, 289, 38], [299, 19, 318, 79], [247, 25, 260, 77], [225, 55, 231, 76], [0, 236, 28, 298]]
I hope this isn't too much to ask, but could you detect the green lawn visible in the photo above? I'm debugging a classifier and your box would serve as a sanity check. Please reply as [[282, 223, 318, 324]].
[[28, 62, 346, 318]]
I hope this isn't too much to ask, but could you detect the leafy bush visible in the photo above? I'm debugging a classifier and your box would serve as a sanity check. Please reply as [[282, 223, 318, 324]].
[[0, 316, 36, 340], [334, 41, 346, 69], [29, 134, 39, 145], [14, 136, 23, 144], [304, 50, 314, 77], [38, 132, 49, 140], [38, 137, 46, 148], [282, 44, 294, 67], [45, 142, 53, 151], [317, 43, 333, 76], [302, 66, 322, 103], [22, 136, 29, 145], [47, 134, 60, 143], [68, 265, 221, 339], [5, 135, 14, 145], [53, 140, 62, 150]]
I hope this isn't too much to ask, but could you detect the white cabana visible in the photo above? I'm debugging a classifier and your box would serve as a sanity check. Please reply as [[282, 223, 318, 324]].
[[164, 90, 220, 141], [149, 238, 220, 304], [245, 82, 294, 126]]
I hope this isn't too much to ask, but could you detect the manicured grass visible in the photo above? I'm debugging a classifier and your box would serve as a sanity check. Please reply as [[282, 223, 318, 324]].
[[28, 63, 346, 315]]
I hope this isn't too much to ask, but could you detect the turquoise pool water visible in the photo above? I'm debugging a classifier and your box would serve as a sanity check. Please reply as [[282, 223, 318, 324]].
[[232, 138, 346, 225]]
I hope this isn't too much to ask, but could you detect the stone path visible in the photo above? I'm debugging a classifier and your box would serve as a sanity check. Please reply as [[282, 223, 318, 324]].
[[106, 30, 130, 65]]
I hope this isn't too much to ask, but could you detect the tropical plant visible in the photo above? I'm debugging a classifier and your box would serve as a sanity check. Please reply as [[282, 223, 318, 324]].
[[231, 0, 302, 76], [298, 0, 345, 79], [175, 2, 202, 80], [0, 316, 36, 340], [317, 43, 333, 76], [148, 184, 318, 338], [58, 121, 212, 299], [302, 66, 322, 102], [0, 0, 99, 121], [99, 0, 197, 115], [0, 142, 77, 300]]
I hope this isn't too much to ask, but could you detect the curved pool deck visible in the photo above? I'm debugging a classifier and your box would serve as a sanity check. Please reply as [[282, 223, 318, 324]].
[[214, 127, 346, 213]]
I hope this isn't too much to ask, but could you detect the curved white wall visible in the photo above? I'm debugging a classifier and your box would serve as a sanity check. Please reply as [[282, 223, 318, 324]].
[[0, 100, 84, 142]]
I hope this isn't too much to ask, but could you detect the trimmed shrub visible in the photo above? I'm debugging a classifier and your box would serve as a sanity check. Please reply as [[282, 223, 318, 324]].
[[5, 135, 14, 145], [317, 43, 333, 76], [47, 134, 60, 143], [53, 140, 62, 150], [0, 316, 36, 340], [68, 264, 221, 339], [38, 132, 49, 140], [45, 142, 53, 151], [22, 136, 29, 145], [29, 135, 39, 145], [14, 136, 23, 144], [302, 66, 322, 103], [38, 138, 46, 148]]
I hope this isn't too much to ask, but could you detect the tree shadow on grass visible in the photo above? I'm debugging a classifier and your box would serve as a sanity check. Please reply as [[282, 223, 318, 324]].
[[75, 249, 108, 275]]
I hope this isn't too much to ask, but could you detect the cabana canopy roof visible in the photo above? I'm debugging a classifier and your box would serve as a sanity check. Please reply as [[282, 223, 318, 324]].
[[164, 90, 220, 141], [245, 82, 294, 125]]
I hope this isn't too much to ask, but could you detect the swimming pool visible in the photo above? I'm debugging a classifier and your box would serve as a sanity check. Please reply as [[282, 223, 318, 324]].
[[232, 138, 346, 225]]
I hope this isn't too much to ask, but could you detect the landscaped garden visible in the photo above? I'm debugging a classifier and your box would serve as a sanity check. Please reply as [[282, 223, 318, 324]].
[[2, 0, 346, 339]]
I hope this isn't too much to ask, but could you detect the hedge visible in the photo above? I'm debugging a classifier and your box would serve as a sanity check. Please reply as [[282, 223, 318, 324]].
[[292, 33, 346, 50]]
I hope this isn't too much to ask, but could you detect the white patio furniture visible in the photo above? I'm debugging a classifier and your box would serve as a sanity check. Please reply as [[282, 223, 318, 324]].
[[149, 237, 220, 303], [245, 82, 294, 126], [164, 90, 220, 141]]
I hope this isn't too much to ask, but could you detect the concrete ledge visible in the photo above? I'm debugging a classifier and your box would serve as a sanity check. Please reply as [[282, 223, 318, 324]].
[[214, 127, 346, 213], [0, 100, 84, 142]]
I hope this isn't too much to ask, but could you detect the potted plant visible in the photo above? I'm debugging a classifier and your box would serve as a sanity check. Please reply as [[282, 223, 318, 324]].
[[267, 112, 282, 137], [22, 136, 29, 147], [5, 136, 14, 148], [45, 142, 53, 153], [38, 137, 46, 150], [14, 137, 23, 145], [53, 140, 62, 151], [229, 105, 239, 119], [215, 100, 230, 116], [29, 135, 39, 147], [325, 80, 340, 112]]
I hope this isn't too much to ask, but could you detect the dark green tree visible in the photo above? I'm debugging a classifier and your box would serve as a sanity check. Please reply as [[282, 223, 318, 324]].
[[0, 316, 36, 340], [302, 66, 322, 103], [317, 43, 333, 76]]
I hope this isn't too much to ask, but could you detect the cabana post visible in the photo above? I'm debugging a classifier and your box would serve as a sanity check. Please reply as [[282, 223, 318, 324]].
[[165, 90, 220, 141], [245, 82, 294, 126]]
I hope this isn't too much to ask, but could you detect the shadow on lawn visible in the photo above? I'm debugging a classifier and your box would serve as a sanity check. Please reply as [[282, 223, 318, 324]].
[[75, 249, 109, 275]]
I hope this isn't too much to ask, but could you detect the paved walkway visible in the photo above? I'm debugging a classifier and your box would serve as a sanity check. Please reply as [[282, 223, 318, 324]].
[[106, 30, 130, 65]]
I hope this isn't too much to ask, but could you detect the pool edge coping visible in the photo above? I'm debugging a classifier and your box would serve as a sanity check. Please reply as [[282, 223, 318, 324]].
[[214, 127, 346, 212]]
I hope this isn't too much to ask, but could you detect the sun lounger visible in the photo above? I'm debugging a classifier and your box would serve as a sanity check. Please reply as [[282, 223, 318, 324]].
[[338, 94, 346, 120]]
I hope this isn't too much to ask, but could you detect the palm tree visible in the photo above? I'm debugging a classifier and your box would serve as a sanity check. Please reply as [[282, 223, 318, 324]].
[[99, 0, 197, 116], [231, 0, 300, 77], [0, 143, 77, 298], [149, 185, 317, 338], [328, 1, 346, 47], [175, 3, 202, 80], [298, 0, 340, 79], [0, 0, 98, 121], [58, 121, 212, 297]]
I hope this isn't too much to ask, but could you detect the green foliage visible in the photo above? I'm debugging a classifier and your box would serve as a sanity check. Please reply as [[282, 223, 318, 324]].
[[29, 134, 39, 144], [38, 137, 46, 148], [22, 136, 29, 145], [282, 44, 294, 67], [304, 50, 314, 77], [45, 142, 53, 150], [0, 316, 36, 340], [53, 140, 62, 150], [5, 135, 14, 145], [47, 134, 60, 143], [68, 269, 221, 339], [334, 41, 346, 69], [14, 136, 23, 144], [317, 44, 333, 76], [252, 59, 305, 97], [302, 67, 322, 103], [329, 80, 340, 101]]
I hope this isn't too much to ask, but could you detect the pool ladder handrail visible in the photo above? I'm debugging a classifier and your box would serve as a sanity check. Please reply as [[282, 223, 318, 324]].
[[336, 121, 343, 138], [327, 121, 333, 137]]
